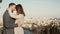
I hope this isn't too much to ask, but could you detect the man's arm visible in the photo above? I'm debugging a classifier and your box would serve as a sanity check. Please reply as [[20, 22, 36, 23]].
[[4, 21, 18, 29], [3, 14, 18, 29], [8, 10, 19, 19]]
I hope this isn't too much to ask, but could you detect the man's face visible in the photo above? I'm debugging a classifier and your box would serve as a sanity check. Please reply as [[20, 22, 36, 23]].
[[11, 5, 16, 11]]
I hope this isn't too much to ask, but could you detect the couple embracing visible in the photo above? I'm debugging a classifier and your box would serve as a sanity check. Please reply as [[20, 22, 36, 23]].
[[3, 3, 34, 34]]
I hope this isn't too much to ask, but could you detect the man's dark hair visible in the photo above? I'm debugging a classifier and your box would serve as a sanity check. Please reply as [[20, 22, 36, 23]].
[[9, 3, 16, 7]]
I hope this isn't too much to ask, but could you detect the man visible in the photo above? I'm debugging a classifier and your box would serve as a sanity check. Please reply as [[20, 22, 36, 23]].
[[3, 3, 19, 34]]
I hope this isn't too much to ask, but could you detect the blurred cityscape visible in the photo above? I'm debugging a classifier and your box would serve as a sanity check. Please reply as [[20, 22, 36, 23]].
[[0, 17, 60, 26]]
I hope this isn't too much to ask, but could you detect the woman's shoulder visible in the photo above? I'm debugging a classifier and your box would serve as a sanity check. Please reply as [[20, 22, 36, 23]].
[[18, 14, 24, 18], [19, 14, 24, 16]]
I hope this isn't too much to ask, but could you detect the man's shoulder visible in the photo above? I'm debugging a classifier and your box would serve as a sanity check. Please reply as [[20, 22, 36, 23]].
[[5, 10, 9, 13], [5, 9, 9, 11], [3, 10, 9, 16]]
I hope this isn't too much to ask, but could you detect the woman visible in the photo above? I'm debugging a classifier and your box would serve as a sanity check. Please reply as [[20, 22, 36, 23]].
[[14, 4, 25, 34]]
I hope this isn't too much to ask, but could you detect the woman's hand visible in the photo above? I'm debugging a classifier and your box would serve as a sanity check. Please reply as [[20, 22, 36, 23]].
[[17, 20, 22, 27], [18, 22, 22, 27]]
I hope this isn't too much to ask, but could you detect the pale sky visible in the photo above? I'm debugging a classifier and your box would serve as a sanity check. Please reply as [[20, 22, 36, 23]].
[[0, 0, 60, 19]]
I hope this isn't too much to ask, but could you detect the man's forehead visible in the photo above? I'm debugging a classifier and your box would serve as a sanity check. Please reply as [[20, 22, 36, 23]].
[[12, 5, 16, 6]]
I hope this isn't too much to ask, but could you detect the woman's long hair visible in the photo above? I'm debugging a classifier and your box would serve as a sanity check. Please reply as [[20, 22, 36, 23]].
[[16, 4, 25, 16]]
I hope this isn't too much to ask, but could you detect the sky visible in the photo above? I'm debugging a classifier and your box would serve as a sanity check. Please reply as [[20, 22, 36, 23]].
[[0, 0, 60, 19]]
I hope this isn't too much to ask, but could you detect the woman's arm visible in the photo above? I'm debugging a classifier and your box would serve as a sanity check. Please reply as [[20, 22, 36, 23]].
[[8, 10, 19, 19]]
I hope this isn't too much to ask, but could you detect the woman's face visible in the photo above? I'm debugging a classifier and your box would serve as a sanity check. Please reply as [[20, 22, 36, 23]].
[[16, 8, 22, 14], [18, 8, 21, 11]]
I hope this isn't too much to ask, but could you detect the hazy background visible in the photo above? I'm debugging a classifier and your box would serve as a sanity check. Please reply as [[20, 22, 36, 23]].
[[0, 0, 60, 21]]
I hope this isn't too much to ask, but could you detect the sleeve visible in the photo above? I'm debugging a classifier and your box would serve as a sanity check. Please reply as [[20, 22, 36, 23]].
[[8, 10, 19, 19], [3, 14, 18, 29], [4, 21, 18, 29]]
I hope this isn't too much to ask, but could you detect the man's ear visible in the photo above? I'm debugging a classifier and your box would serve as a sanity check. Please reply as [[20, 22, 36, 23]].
[[0, 0, 2, 3]]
